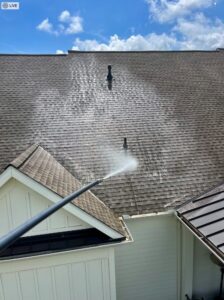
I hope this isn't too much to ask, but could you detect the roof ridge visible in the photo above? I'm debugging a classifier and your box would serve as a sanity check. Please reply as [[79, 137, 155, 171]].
[[0, 54, 67, 57], [7, 144, 39, 170], [68, 50, 221, 54], [17, 144, 39, 169]]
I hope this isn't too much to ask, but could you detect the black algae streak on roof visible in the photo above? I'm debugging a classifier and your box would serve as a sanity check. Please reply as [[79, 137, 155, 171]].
[[1, 51, 224, 216]]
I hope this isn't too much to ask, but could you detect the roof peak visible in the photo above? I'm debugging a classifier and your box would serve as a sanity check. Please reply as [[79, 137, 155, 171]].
[[7, 144, 126, 237]]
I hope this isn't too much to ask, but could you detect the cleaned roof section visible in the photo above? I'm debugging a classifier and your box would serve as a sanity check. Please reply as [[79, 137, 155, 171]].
[[9, 144, 126, 237], [1, 51, 224, 215], [177, 183, 224, 261]]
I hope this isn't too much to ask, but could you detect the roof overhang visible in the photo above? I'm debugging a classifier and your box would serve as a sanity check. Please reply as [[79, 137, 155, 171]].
[[175, 184, 224, 265], [176, 213, 224, 265]]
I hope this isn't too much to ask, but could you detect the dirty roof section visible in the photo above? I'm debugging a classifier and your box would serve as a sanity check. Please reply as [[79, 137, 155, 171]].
[[1, 51, 224, 215], [177, 183, 224, 261], [9, 144, 126, 237]]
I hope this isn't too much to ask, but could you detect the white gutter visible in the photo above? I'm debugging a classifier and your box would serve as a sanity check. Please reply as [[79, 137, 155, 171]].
[[123, 209, 174, 219], [176, 213, 224, 265]]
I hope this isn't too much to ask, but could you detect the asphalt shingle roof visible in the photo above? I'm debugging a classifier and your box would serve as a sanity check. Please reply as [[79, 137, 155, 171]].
[[1, 50, 224, 215]]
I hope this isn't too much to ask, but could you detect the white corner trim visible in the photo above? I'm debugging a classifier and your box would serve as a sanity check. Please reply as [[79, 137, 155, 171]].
[[0, 166, 123, 239]]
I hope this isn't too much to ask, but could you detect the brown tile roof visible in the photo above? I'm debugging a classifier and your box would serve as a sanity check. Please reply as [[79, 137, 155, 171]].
[[9, 144, 126, 237], [177, 184, 224, 261], [1, 51, 224, 215]]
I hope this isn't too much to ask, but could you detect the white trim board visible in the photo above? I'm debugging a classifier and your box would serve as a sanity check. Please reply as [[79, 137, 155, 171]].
[[0, 166, 123, 239]]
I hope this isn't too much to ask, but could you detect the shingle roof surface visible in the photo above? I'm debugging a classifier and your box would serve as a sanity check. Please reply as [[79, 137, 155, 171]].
[[177, 183, 224, 260], [9, 144, 126, 236], [1, 51, 224, 215]]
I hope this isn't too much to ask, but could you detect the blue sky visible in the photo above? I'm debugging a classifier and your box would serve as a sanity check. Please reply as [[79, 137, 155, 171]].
[[0, 0, 223, 53]]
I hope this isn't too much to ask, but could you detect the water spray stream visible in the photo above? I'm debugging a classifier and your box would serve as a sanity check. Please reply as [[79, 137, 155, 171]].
[[103, 150, 138, 180]]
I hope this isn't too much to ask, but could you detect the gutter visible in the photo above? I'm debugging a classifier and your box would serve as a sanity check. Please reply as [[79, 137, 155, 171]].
[[175, 212, 224, 265], [123, 209, 174, 219]]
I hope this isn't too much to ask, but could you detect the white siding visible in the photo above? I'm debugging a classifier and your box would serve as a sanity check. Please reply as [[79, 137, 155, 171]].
[[0, 179, 90, 236], [0, 247, 116, 300], [193, 237, 220, 299], [115, 215, 179, 300]]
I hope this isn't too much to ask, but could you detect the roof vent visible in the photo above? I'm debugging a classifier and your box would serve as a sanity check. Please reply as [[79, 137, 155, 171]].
[[107, 65, 113, 90], [123, 137, 128, 151]]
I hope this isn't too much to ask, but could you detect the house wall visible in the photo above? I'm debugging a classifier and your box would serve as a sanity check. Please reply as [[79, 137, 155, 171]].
[[0, 247, 116, 300], [0, 179, 90, 236], [192, 237, 220, 300], [115, 214, 179, 300]]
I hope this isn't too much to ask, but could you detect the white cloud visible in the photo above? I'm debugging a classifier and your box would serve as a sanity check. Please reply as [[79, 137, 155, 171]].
[[56, 49, 65, 54], [37, 18, 56, 35], [147, 0, 213, 23], [175, 13, 224, 50], [73, 33, 178, 51], [72, 13, 224, 51], [37, 10, 83, 36], [59, 10, 71, 22], [59, 10, 83, 34]]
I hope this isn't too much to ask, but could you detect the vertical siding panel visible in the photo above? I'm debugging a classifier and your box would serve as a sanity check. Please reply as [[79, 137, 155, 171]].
[[37, 267, 54, 300], [29, 193, 48, 233], [108, 248, 116, 300], [85, 261, 90, 300], [101, 258, 111, 300], [50, 209, 67, 229], [16, 272, 23, 300], [86, 260, 104, 300], [33, 270, 40, 300], [19, 270, 37, 300], [70, 262, 88, 300], [1, 273, 20, 300], [0, 275, 5, 300], [54, 265, 70, 300], [9, 186, 28, 227], [50, 267, 57, 300]]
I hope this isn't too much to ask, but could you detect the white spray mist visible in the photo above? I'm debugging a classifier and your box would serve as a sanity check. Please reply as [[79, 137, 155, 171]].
[[103, 148, 138, 180]]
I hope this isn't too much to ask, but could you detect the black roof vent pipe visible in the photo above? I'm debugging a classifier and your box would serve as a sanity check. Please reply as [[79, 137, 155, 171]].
[[107, 65, 113, 81], [123, 137, 128, 151], [107, 65, 113, 90]]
